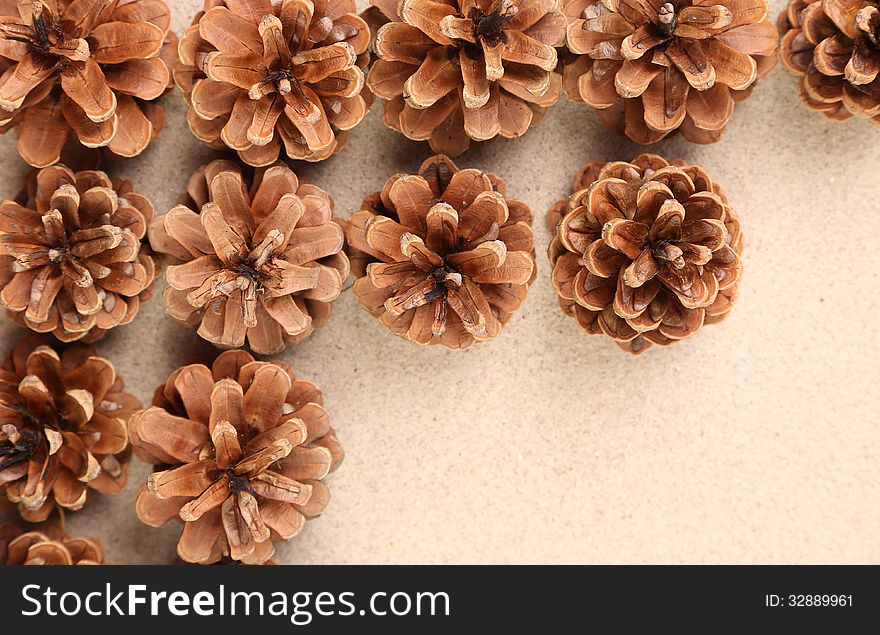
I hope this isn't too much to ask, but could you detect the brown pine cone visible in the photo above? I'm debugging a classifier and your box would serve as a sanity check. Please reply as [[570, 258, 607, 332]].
[[129, 350, 343, 565], [563, 0, 778, 144], [548, 154, 743, 354], [0, 1, 176, 167], [148, 159, 348, 355], [779, 0, 880, 122], [366, 0, 567, 156], [1, 523, 103, 565], [174, 0, 372, 167], [346, 154, 536, 349], [0, 334, 137, 521], [0, 165, 157, 343]]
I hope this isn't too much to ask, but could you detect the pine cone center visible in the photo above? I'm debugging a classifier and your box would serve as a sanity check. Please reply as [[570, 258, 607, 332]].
[[657, 2, 677, 37], [250, 15, 300, 99], [17, 206, 125, 290], [470, 3, 517, 44], [1, 1, 89, 64], [249, 13, 356, 111], [0, 421, 42, 470], [385, 258, 464, 325], [0, 400, 64, 476], [650, 240, 686, 269], [225, 471, 253, 494], [231, 261, 261, 283], [438, 1, 520, 60], [216, 231, 289, 308], [380, 227, 503, 337], [425, 265, 464, 302]]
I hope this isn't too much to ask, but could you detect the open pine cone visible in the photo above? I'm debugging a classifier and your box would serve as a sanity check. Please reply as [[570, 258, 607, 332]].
[[366, 0, 566, 156], [562, 0, 778, 144], [547, 154, 743, 354], [779, 0, 880, 122], [0, 165, 157, 343], [1, 523, 103, 564], [0, 334, 137, 521], [175, 0, 372, 166], [0, 0, 176, 167], [148, 159, 348, 355], [347, 154, 536, 348], [129, 350, 343, 565]]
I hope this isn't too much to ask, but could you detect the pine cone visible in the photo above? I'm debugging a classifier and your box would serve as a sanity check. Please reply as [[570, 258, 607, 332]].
[[148, 159, 348, 355], [0, 165, 157, 343], [129, 350, 343, 565], [1, 523, 103, 565], [779, 0, 880, 122], [548, 154, 743, 354], [346, 154, 536, 349], [0, 334, 137, 521], [0, 1, 175, 167], [562, 0, 778, 144], [175, 0, 371, 166], [366, 0, 567, 156]]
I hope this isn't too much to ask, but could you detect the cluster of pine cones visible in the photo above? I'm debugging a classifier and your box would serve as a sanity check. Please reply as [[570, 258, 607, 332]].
[[0, 1, 875, 165], [0, 1, 875, 564]]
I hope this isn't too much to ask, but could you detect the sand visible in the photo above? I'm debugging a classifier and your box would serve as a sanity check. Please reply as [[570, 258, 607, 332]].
[[0, 0, 878, 564]]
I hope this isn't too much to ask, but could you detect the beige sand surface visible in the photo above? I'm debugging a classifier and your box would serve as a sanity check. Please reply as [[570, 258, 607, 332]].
[[0, 1, 878, 564]]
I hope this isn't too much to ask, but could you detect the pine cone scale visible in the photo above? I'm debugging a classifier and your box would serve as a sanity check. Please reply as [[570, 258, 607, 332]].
[[89, 21, 166, 65], [103, 58, 170, 101], [165, 258, 218, 299], [61, 59, 116, 123], [823, 0, 863, 36], [717, 18, 778, 54], [642, 68, 688, 131], [179, 478, 229, 520], [685, 83, 733, 129], [206, 54, 263, 92], [849, 37, 880, 83], [200, 7, 261, 52], [136, 491, 189, 527], [405, 47, 460, 109], [2, 523, 104, 565], [133, 409, 210, 466], [0, 54, 55, 112]]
